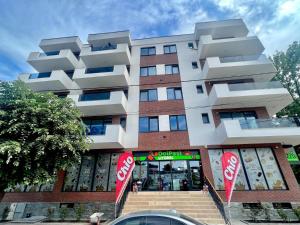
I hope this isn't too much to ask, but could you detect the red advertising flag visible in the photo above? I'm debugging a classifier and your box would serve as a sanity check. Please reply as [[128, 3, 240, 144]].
[[221, 152, 240, 206], [116, 152, 135, 203]]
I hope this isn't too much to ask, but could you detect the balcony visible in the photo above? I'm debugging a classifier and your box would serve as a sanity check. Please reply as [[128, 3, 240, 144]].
[[80, 43, 131, 68], [68, 91, 127, 116], [202, 55, 277, 81], [216, 118, 300, 145], [27, 49, 79, 72], [19, 70, 73, 91], [198, 35, 264, 59], [208, 81, 292, 115], [88, 124, 125, 149], [39, 36, 82, 53], [73, 65, 129, 89]]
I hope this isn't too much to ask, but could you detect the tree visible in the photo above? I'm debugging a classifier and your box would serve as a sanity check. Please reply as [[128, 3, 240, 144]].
[[0, 81, 90, 193], [271, 41, 300, 117]]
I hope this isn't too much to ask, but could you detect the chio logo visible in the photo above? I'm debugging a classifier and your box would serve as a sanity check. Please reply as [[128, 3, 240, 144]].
[[224, 156, 238, 181], [117, 156, 134, 182]]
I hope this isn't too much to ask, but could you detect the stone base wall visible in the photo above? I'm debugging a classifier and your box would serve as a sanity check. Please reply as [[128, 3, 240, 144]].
[[0, 202, 115, 222]]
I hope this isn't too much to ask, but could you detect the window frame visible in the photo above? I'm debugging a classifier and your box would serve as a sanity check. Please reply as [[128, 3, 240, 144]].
[[164, 44, 177, 54], [188, 42, 194, 49], [169, 115, 187, 131], [140, 89, 158, 102], [165, 64, 179, 75], [192, 62, 198, 69], [140, 47, 156, 56], [167, 87, 183, 100], [196, 85, 203, 94], [139, 116, 159, 133], [140, 66, 157, 76], [202, 113, 210, 124]]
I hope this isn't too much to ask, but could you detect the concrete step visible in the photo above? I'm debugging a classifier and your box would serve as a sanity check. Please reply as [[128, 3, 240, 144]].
[[122, 209, 220, 215], [123, 205, 217, 210], [127, 197, 211, 201], [125, 201, 215, 206], [128, 191, 206, 195]]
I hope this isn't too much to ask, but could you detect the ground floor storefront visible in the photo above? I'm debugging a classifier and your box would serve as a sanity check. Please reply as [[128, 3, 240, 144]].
[[1, 145, 300, 222]]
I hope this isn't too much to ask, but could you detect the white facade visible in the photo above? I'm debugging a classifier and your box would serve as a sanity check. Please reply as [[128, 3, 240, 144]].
[[19, 18, 300, 149]]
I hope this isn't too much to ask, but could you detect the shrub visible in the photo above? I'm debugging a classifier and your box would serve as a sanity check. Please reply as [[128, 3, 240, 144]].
[[59, 207, 68, 221], [277, 209, 288, 222], [75, 204, 85, 221]]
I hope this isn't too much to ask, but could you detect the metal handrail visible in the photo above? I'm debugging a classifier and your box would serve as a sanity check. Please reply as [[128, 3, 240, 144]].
[[204, 176, 231, 225]]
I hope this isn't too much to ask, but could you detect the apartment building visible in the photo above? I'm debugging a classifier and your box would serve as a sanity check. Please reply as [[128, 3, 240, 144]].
[[2, 19, 300, 222]]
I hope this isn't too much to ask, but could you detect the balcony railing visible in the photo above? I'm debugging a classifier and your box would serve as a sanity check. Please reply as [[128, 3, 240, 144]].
[[39, 51, 60, 57], [91, 44, 117, 52], [228, 81, 283, 91], [79, 92, 111, 101], [219, 55, 259, 63], [239, 117, 300, 129], [29, 72, 51, 79], [85, 66, 114, 74]]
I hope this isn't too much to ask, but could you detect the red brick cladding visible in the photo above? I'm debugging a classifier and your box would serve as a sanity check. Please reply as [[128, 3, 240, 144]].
[[140, 53, 178, 67], [201, 144, 300, 202], [212, 107, 270, 127], [140, 74, 181, 88]]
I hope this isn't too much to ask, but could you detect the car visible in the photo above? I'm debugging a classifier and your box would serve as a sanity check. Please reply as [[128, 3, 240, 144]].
[[109, 210, 207, 225]]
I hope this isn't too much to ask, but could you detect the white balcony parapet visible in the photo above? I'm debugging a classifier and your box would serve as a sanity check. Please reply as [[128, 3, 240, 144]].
[[68, 91, 127, 116], [88, 124, 125, 149], [27, 49, 79, 73], [208, 82, 292, 115], [80, 43, 131, 68], [73, 65, 129, 89], [216, 118, 300, 145], [39, 36, 82, 53], [198, 35, 264, 59], [202, 55, 277, 81], [19, 70, 73, 91], [88, 30, 131, 46]]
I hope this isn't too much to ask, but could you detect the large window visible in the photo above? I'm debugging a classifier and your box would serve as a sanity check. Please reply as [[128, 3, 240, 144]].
[[79, 91, 110, 101], [167, 87, 182, 100], [208, 147, 287, 191], [86, 66, 114, 74], [140, 89, 158, 102], [219, 111, 257, 128], [141, 47, 156, 56], [165, 64, 179, 75], [139, 116, 159, 133], [82, 118, 112, 135], [63, 153, 120, 192], [140, 66, 157, 76], [169, 115, 187, 131], [164, 44, 177, 54]]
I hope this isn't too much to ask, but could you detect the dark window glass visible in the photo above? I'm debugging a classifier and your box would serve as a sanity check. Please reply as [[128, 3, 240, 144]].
[[148, 66, 156, 76], [140, 67, 148, 76], [242, 203, 262, 209], [120, 117, 126, 130], [165, 64, 179, 74], [170, 115, 187, 131], [219, 111, 257, 128], [139, 117, 149, 133], [273, 203, 292, 209], [164, 45, 177, 54], [149, 117, 159, 132], [165, 65, 173, 75], [146, 216, 171, 225], [202, 113, 210, 124], [29, 72, 51, 79], [141, 47, 156, 56], [79, 92, 110, 101], [115, 216, 146, 225], [140, 91, 148, 102], [167, 88, 182, 100], [86, 67, 114, 74], [196, 85, 203, 93], [188, 42, 194, 49], [192, 62, 198, 69], [83, 118, 112, 135], [148, 89, 158, 101], [140, 66, 156, 76], [174, 88, 182, 99]]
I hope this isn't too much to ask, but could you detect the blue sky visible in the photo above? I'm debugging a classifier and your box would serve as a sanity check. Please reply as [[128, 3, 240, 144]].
[[0, 0, 299, 81]]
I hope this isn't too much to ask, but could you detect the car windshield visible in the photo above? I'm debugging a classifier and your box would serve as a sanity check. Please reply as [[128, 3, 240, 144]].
[[179, 214, 206, 225]]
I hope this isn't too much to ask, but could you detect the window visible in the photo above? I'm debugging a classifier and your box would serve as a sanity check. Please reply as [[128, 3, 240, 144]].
[[29, 72, 51, 79], [167, 87, 182, 100], [196, 85, 203, 94], [165, 64, 179, 74], [139, 117, 159, 132], [219, 111, 257, 128], [120, 117, 126, 130], [202, 113, 210, 124], [86, 67, 114, 74], [164, 44, 177, 54], [273, 203, 292, 209], [188, 42, 194, 49], [140, 66, 157, 76], [140, 89, 158, 101], [170, 115, 187, 131], [82, 118, 112, 135], [141, 47, 156, 56], [243, 203, 262, 209], [79, 91, 110, 101], [192, 62, 198, 69]]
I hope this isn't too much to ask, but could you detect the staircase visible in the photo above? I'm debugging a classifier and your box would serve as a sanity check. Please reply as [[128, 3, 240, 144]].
[[121, 191, 226, 225]]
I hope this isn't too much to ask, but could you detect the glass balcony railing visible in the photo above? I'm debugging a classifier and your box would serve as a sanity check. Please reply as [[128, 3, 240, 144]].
[[39, 51, 60, 57], [85, 66, 114, 74], [239, 117, 300, 129], [228, 81, 283, 91], [91, 44, 117, 52], [219, 55, 259, 63], [79, 92, 111, 101], [29, 72, 51, 79]]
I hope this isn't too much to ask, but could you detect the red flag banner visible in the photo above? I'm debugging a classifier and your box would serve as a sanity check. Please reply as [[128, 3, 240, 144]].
[[221, 152, 240, 205], [116, 152, 135, 203]]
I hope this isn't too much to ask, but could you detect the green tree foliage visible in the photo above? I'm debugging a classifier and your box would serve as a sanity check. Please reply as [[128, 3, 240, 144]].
[[0, 81, 90, 192], [271, 41, 300, 117]]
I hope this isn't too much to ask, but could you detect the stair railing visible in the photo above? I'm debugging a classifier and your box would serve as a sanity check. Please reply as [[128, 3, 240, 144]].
[[115, 177, 132, 218], [204, 175, 231, 225]]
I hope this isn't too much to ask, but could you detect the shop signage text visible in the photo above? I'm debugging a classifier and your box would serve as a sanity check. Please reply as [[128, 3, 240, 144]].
[[134, 150, 201, 161]]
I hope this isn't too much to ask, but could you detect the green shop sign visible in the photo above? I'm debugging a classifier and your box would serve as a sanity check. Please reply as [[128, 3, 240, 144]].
[[286, 148, 299, 162], [134, 150, 201, 161]]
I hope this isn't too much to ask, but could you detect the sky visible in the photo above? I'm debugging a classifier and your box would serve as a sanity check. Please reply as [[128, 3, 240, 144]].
[[0, 0, 299, 81]]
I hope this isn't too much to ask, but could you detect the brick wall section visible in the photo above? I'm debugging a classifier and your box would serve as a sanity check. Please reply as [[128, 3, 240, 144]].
[[202, 144, 300, 202], [140, 53, 178, 67], [140, 74, 181, 88], [212, 107, 270, 127], [139, 100, 185, 116], [136, 131, 190, 151]]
